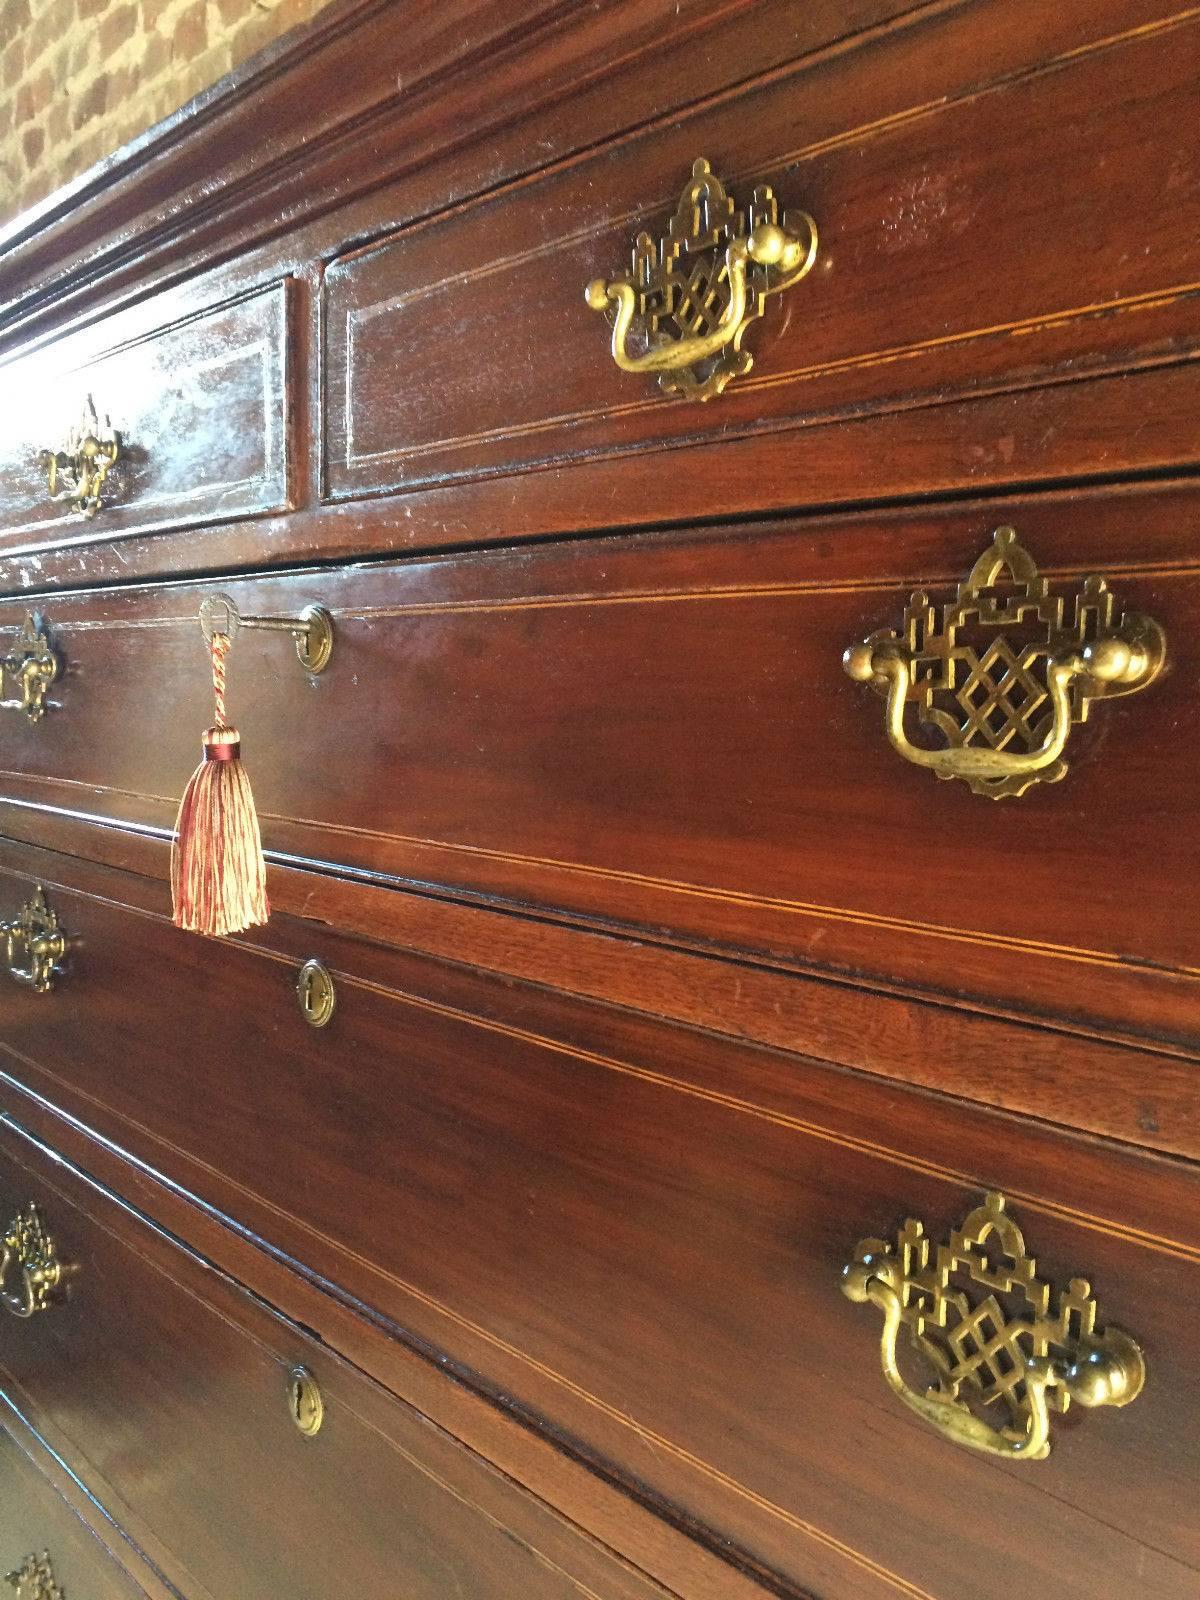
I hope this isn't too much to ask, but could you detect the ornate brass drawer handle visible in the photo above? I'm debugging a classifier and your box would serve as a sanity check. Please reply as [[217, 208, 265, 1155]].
[[1, 888, 68, 993], [37, 397, 121, 518], [0, 1204, 77, 1319], [1, 613, 60, 724], [586, 158, 817, 402], [5, 1552, 64, 1599], [842, 1192, 1144, 1461], [843, 525, 1166, 798]]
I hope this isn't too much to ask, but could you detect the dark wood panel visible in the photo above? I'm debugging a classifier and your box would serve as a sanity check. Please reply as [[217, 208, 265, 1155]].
[[325, 3, 1200, 505], [0, 481, 1198, 1053], [3, 366, 1200, 593], [0, 281, 290, 551], [0, 1120, 685, 1600], [0, 863, 1196, 1600], [5, 828, 1198, 1164], [0, 1015, 764, 1600], [0, 1415, 153, 1600]]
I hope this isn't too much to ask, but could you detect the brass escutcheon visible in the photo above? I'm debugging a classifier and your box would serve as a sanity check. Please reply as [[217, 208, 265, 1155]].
[[842, 1191, 1145, 1461], [199, 593, 334, 674], [296, 959, 336, 1028], [586, 158, 818, 402], [288, 1365, 324, 1437]]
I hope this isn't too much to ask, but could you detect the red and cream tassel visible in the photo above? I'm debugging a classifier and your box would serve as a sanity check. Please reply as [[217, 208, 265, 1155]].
[[171, 630, 269, 937]]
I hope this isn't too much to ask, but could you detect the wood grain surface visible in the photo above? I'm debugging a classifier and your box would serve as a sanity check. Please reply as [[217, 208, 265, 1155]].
[[0, 280, 291, 554], [0, 480, 1196, 1059], [0, 851, 1195, 1600], [0, 1118, 688, 1600]]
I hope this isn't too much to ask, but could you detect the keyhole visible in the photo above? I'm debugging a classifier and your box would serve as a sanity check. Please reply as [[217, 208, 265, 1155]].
[[296, 959, 335, 1028], [288, 1366, 324, 1437]]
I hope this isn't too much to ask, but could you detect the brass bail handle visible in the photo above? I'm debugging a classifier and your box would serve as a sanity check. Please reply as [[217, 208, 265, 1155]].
[[841, 1192, 1145, 1462], [198, 593, 334, 674], [843, 525, 1166, 799], [1, 888, 68, 994], [1, 613, 60, 725], [5, 1551, 66, 1599], [0, 1203, 78, 1319], [37, 396, 121, 519], [586, 157, 818, 402]]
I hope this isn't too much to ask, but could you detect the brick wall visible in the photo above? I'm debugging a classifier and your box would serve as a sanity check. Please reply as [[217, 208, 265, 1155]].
[[0, 0, 337, 224]]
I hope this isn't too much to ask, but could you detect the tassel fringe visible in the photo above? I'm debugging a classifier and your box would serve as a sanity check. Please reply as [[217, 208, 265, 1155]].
[[171, 633, 269, 937]]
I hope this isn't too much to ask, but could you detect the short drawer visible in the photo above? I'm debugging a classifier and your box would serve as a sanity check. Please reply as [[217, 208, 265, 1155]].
[[0, 478, 1195, 1050], [324, 1, 1200, 519], [0, 281, 290, 552], [0, 1119, 675, 1600], [0, 1420, 149, 1600], [0, 863, 1197, 1600]]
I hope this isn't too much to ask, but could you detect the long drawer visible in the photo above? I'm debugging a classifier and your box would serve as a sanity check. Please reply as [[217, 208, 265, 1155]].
[[0, 855, 1196, 1600], [324, 0, 1200, 518], [0, 1116, 681, 1600], [0, 478, 1195, 1050], [0, 1417, 151, 1600], [0, 280, 290, 553]]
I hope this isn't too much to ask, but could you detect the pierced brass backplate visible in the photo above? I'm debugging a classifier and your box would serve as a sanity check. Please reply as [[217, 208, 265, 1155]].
[[288, 1365, 324, 1437], [1, 614, 60, 724], [296, 959, 336, 1028], [586, 157, 818, 402], [38, 396, 121, 518], [842, 1191, 1144, 1461], [1, 888, 68, 994], [844, 525, 1166, 798], [0, 1204, 76, 1319], [5, 1552, 64, 1600]]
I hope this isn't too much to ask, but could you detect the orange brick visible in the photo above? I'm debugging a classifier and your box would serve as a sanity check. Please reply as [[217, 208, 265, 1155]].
[[99, 2, 138, 55], [1, 37, 25, 90], [2, 0, 338, 222], [141, 0, 175, 32], [0, 0, 31, 54], [70, 69, 107, 128], [172, 0, 208, 61], [20, 121, 44, 168], [44, 96, 70, 145]]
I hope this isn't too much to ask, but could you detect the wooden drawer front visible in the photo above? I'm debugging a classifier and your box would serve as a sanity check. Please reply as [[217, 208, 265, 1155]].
[[324, 1, 1200, 515], [0, 281, 289, 552], [0, 480, 1197, 1049], [0, 1120, 676, 1600], [1, 869, 1197, 1600], [0, 1422, 149, 1600]]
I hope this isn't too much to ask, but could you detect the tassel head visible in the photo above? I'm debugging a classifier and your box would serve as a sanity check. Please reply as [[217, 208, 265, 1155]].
[[171, 633, 269, 936]]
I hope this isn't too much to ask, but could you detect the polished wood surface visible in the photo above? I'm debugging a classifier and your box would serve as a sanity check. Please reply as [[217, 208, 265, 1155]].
[[0, 280, 290, 551], [326, 1, 1200, 502], [0, 3, 1195, 594], [0, 852, 1195, 1599], [0, 1414, 154, 1599], [7, 825, 1197, 1167], [0, 2, 1195, 1596], [0, 480, 1195, 1060], [0, 1121, 676, 1600]]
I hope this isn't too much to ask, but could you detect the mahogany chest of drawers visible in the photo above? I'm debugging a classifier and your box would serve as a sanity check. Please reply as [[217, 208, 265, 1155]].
[[0, 4, 1197, 1598]]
